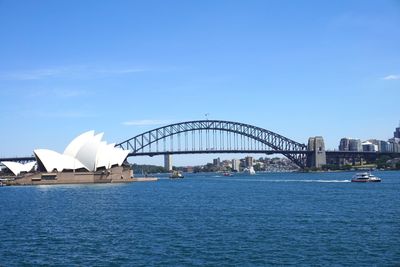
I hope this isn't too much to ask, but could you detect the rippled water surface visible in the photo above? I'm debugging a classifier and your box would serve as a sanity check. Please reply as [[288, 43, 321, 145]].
[[1, 171, 400, 266]]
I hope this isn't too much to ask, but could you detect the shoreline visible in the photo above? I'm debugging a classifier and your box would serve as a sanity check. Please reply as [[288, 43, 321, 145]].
[[1, 166, 158, 186], [1, 177, 158, 186]]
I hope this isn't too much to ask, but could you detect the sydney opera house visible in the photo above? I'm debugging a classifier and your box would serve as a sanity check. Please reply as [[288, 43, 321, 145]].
[[1, 131, 138, 185]]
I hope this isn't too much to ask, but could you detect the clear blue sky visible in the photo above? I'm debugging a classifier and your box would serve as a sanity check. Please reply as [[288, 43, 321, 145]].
[[0, 0, 399, 166]]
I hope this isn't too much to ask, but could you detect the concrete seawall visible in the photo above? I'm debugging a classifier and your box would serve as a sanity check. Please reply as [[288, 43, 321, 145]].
[[2, 166, 158, 186]]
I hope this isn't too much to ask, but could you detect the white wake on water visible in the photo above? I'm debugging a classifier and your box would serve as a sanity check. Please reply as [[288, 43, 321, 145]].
[[214, 178, 351, 183]]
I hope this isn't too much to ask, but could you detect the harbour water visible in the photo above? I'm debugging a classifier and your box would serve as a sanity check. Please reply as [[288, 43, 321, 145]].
[[1, 171, 399, 266]]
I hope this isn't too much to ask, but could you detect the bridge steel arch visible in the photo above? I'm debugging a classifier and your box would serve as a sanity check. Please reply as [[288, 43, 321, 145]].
[[116, 120, 309, 168]]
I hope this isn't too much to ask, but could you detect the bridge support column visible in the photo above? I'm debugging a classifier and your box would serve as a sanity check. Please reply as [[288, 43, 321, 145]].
[[307, 136, 326, 168], [164, 154, 173, 171]]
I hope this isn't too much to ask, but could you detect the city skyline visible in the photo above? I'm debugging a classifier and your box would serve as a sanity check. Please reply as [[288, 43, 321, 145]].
[[0, 1, 399, 166]]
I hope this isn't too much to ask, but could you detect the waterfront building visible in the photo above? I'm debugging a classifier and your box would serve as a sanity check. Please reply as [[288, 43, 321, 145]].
[[362, 141, 377, 152], [0, 161, 36, 176], [221, 160, 232, 169], [349, 139, 362, 151], [394, 124, 400, 138], [388, 138, 400, 152], [368, 139, 390, 152], [394, 142, 400, 152], [1, 131, 135, 185], [339, 138, 350, 151], [245, 156, 253, 168], [186, 166, 194, 173], [232, 159, 240, 172], [33, 131, 129, 173], [339, 138, 361, 151], [213, 157, 221, 167], [380, 141, 390, 152]]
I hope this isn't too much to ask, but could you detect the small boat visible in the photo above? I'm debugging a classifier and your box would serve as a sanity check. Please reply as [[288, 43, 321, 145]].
[[351, 172, 381, 183], [169, 171, 184, 179], [222, 172, 233, 177]]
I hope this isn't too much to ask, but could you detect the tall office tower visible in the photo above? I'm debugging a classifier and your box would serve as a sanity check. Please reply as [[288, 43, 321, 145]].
[[232, 159, 240, 172], [394, 122, 400, 138], [349, 139, 362, 151], [339, 138, 350, 151], [245, 156, 253, 167], [213, 157, 221, 167]]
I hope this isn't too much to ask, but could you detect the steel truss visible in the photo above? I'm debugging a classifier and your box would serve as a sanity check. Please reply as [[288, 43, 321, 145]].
[[116, 120, 308, 168]]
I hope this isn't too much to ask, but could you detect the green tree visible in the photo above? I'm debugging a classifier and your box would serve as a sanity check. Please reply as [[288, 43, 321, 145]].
[[376, 155, 391, 169], [254, 163, 263, 171], [396, 162, 400, 170], [132, 164, 167, 174]]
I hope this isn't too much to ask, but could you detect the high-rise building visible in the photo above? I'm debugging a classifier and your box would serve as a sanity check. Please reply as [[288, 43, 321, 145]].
[[394, 123, 400, 138], [369, 139, 390, 152], [349, 139, 362, 151], [232, 159, 240, 172], [339, 138, 361, 151], [245, 156, 253, 167], [213, 157, 221, 167], [389, 138, 400, 152], [380, 141, 390, 152], [339, 138, 350, 151], [362, 141, 377, 152]]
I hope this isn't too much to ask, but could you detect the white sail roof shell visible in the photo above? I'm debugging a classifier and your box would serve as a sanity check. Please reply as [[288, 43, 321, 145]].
[[114, 147, 130, 166], [97, 144, 129, 168], [34, 149, 87, 172], [95, 142, 113, 169], [32, 131, 129, 173], [75, 133, 104, 171], [1, 161, 36, 176], [63, 130, 95, 158], [34, 149, 62, 172], [59, 154, 88, 171]]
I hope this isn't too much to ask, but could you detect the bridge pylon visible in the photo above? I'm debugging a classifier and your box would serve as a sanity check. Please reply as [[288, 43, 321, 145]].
[[307, 136, 326, 168], [164, 154, 173, 171]]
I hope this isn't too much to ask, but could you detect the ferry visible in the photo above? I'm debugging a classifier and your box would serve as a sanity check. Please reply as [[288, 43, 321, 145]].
[[351, 172, 381, 183], [169, 171, 184, 179]]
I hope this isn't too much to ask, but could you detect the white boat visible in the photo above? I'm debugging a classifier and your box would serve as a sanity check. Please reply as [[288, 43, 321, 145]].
[[243, 166, 256, 175], [351, 172, 381, 183], [169, 171, 184, 179]]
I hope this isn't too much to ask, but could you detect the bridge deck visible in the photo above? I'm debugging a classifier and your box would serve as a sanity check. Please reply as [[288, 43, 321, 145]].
[[130, 150, 311, 157]]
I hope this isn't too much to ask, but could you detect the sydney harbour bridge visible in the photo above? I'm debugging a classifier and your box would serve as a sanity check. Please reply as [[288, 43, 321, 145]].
[[1, 120, 399, 169]]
